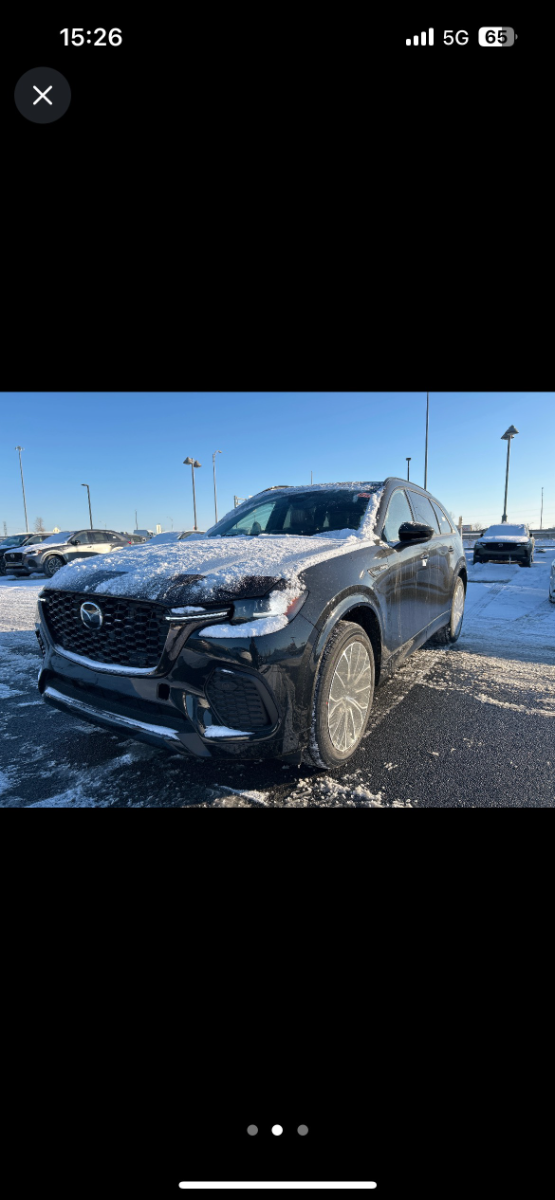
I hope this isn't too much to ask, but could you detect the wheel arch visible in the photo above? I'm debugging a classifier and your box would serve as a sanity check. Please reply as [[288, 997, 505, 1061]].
[[313, 594, 383, 685]]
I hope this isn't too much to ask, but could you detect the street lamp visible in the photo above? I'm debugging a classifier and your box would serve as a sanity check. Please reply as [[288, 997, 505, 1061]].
[[81, 484, 93, 529], [15, 446, 29, 532], [212, 450, 222, 523], [500, 425, 519, 523], [406, 457, 411, 481], [183, 457, 202, 530]]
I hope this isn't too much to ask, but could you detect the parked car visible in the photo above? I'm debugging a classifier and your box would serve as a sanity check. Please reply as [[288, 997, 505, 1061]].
[[549, 557, 555, 604], [473, 523, 535, 567], [129, 530, 204, 547], [5, 530, 130, 578], [0, 532, 52, 575], [35, 479, 466, 768], [134, 529, 153, 540]]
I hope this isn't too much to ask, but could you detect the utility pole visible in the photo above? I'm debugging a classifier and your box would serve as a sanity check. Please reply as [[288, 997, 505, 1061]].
[[424, 392, 429, 490], [15, 447, 29, 532], [540, 487, 544, 530], [406, 457, 411, 481], [135, 510, 138, 530], [212, 450, 222, 523]]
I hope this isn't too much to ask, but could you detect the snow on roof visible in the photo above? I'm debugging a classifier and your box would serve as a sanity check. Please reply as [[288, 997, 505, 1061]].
[[42, 486, 386, 603]]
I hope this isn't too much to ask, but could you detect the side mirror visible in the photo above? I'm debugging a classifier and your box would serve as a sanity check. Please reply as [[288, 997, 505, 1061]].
[[398, 522, 434, 543]]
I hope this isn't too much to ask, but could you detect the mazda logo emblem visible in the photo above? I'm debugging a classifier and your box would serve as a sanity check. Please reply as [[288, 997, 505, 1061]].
[[80, 601, 103, 629]]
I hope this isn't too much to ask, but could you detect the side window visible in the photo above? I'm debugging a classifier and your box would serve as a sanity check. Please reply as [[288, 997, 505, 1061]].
[[72, 532, 90, 545], [407, 491, 440, 531], [382, 490, 414, 542], [229, 502, 274, 534], [431, 501, 454, 535]]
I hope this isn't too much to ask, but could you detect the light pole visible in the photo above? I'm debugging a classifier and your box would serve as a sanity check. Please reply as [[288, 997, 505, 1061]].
[[500, 425, 519, 523], [81, 484, 93, 529], [424, 392, 429, 489], [184, 457, 202, 530], [406, 457, 411, 481], [212, 450, 222, 523], [15, 447, 29, 532]]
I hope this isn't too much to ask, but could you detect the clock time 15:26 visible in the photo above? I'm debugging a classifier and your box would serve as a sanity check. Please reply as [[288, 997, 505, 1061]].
[[59, 28, 122, 46]]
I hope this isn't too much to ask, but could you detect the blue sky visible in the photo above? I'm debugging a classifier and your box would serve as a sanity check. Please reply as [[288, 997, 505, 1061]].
[[1, 392, 553, 534]]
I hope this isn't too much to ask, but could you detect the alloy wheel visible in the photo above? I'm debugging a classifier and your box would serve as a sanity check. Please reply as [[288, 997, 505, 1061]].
[[452, 577, 465, 636], [327, 641, 373, 752]]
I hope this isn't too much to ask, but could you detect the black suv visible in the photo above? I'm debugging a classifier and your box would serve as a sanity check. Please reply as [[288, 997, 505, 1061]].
[[472, 523, 535, 567], [0, 532, 51, 575], [5, 530, 130, 577], [35, 479, 466, 768]]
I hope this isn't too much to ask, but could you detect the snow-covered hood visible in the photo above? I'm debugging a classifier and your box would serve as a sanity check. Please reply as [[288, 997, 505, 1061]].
[[41, 528, 383, 607]]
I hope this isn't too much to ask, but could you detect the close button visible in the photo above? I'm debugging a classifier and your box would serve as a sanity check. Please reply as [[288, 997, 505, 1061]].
[[15, 67, 71, 124]]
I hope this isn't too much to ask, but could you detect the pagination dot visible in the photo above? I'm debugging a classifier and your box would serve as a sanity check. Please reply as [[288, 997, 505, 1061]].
[[271, 1124, 283, 1136], [297, 1124, 309, 1135], [247, 1125, 258, 1136]]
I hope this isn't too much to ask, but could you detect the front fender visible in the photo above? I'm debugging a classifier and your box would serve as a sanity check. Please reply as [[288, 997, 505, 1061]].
[[312, 591, 384, 662]]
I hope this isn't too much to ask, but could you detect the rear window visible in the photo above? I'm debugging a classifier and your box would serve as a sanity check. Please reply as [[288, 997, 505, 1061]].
[[407, 491, 440, 530], [431, 501, 454, 535]]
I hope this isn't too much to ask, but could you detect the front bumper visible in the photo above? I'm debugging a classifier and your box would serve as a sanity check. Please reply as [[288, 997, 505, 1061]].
[[474, 546, 531, 561], [36, 607, 317, 761], [4, 559, 33, 575]]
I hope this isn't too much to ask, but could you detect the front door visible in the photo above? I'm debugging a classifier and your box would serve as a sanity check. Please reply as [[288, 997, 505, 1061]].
[[381, 488, 431, 647]]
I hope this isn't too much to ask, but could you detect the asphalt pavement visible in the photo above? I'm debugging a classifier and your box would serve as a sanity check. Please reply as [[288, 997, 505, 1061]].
[[1, 557, 554, 807]]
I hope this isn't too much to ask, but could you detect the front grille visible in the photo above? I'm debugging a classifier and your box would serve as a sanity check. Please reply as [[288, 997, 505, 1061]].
[[205, 671, 271, 730], [41, 590, 169, 669], [5, 553, 23, 564]]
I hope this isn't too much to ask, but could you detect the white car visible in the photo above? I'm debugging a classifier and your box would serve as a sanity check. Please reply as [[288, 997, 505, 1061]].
[[549, 557, 555, 603]]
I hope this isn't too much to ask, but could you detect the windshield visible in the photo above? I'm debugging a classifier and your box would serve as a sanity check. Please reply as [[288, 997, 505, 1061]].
[[207, 487, 382, 538], [38, 532, 74, 546], [484, 524, 528, 537], [0, 535, 28, 547]]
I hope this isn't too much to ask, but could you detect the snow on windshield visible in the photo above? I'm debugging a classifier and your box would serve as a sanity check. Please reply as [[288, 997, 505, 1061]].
[[483, 524, 528, 537]]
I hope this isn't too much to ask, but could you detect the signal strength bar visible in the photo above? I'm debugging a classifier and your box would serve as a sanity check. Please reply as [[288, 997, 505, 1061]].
[[406, 28, 434, 46]]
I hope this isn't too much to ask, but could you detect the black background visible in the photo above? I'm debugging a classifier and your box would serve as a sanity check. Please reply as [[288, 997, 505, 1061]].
[[4, 16, 550, 1198], [4, 8, 551, 390]]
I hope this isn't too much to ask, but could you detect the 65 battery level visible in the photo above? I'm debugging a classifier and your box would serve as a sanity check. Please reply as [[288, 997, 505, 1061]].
[[478, 27, 516, 46]]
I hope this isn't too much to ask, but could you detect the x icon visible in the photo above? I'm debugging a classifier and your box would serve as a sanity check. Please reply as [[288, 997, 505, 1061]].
[[33, 85, 53, 106]]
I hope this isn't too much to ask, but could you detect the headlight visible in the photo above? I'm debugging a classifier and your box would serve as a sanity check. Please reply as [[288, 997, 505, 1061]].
[[231, 584, 307, 624], [35, 601, 42, 624]]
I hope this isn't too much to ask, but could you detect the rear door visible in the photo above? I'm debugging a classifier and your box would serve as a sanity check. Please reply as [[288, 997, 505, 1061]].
[[380, 487, 431, 647]]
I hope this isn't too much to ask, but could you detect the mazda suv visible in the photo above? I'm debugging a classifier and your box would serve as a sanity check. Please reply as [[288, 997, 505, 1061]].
[[35, 480, 467, 768]]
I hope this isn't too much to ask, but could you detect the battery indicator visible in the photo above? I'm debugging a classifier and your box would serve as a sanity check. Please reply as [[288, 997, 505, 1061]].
[[478, 27, 516, 46]]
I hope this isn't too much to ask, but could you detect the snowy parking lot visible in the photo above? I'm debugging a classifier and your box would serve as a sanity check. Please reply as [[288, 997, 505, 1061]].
[[1, 547, 555, 807]]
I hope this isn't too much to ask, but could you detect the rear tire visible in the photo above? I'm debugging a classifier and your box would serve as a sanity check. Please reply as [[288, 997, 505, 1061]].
[[44, 555, 65, 577], [427, 576, 465, 646], [303, 620, 375, 770]]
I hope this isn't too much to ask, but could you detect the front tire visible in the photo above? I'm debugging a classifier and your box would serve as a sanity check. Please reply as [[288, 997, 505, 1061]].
[[44, 555, 65, 577], [304, 620, 375, 770], [427, 576, 466, 646]]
